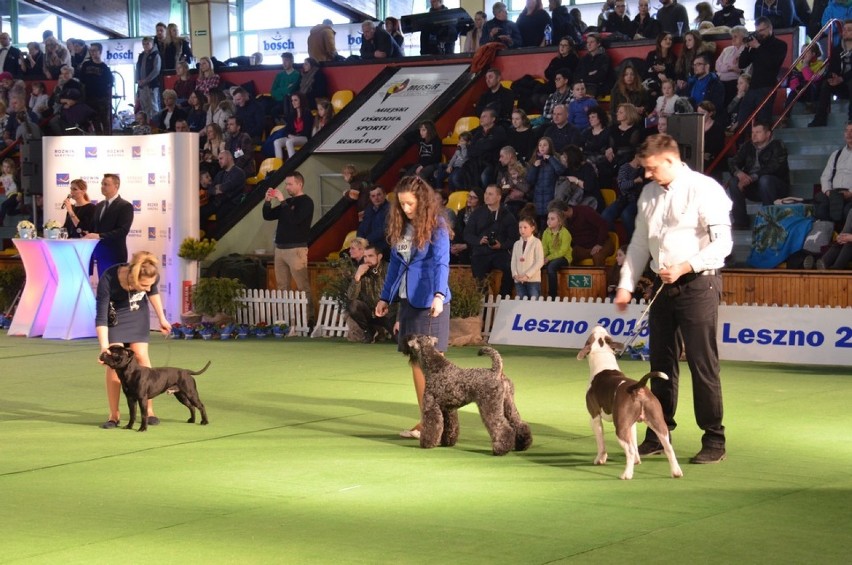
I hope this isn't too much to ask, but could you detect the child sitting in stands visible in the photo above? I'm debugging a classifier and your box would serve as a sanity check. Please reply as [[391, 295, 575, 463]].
[[434, 130, 471, 192], [0, 158, 22, 224], [568, 81, 596, 130], [28, 82, 50, 118]]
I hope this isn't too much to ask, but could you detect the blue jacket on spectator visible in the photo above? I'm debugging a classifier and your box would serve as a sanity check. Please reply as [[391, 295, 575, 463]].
[[526, 154, 567, 216], [357, 199, 389, 255]]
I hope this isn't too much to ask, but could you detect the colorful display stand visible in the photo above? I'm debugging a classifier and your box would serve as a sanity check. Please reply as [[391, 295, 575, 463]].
[[9, 238, 98, 339]]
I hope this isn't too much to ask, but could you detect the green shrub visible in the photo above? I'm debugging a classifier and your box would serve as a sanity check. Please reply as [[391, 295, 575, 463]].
[[192, 277, 245, 317], [449, 269, 485, 318]]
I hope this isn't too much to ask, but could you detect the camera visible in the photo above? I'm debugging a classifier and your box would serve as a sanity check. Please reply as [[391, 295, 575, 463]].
[[486, 231, 498, 246], [745, 33, 755, 43]]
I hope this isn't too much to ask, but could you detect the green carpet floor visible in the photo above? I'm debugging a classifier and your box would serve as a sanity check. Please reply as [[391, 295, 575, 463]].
[[1, 332, 851, 564]]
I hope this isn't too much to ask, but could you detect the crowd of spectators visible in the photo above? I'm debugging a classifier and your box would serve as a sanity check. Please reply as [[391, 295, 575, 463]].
[[4, 3, 852, 272]]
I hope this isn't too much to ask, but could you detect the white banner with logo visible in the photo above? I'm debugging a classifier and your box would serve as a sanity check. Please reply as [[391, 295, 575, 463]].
[[315, 64, 468, 153], [42, 134, 199, 328], [257, 24, 367, 59], [488, 299, 852, 366]]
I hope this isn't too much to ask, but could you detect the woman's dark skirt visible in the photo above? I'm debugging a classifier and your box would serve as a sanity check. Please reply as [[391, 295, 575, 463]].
[[397, 298, 450, 352]]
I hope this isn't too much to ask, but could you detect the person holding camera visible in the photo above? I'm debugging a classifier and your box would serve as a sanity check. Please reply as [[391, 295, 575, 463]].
[[737, 16, 787, 126], [263, 171, 315, 321], [464, 184, 518, 296], [483, 2, 522, 49]]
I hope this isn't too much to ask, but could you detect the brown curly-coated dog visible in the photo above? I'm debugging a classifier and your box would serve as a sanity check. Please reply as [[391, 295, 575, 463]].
[[402, 335, 533, 456]]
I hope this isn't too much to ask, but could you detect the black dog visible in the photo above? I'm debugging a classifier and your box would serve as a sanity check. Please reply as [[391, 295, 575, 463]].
[[99, 345, 210, 432]]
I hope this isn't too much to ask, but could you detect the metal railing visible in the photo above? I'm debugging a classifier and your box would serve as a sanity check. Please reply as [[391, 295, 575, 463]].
[[706, 19, 842, 175]]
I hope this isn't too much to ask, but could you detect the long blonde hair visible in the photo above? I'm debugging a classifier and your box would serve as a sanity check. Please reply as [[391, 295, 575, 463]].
[[127, 251, 160, 290]]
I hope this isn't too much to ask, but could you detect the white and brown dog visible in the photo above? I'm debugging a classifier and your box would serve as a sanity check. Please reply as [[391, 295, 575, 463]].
[[577, 326, 683, 480]]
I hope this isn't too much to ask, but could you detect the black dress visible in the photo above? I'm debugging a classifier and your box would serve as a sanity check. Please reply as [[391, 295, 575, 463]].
[[64, 202, 96, 238], [95, 264, 159, 344], [507, 127, 537, 164]]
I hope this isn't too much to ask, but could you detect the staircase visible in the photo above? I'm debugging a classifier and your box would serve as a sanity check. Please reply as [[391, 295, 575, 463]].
[[775, 101, 848, 200], [727, 101, 846, 266]]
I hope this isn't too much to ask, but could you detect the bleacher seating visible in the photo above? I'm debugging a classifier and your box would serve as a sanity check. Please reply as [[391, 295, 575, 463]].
[[442, 116, 479, 146], [247, 157, 284, 186], [331, 90, 354, 113], [575, 231, 619, 267], [446, 190, 468, 213]]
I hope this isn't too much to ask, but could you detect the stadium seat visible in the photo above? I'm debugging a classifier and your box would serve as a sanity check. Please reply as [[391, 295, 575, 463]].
[[576, 231, 619, 266], [601, 188, 617, 207], [246, 157, 284, 186], [446, 190, 468, 213], [442, 116, 480, 145], [331, 90, 354, 112]]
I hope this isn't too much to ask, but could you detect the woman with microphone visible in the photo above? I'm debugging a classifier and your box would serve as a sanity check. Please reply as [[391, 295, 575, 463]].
[[62, 178, 96, 238]]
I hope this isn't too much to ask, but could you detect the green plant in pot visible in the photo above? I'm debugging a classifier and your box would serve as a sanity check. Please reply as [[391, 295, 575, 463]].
[[178, 237, 217, 262], [447, 269, 486, 346], [191, 277, 245, 325]]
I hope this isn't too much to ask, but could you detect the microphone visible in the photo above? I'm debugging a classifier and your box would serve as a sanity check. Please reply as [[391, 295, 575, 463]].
[[61, 194, 71, 209]]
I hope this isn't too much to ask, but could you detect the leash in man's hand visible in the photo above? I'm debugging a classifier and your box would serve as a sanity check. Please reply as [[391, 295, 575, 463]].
[[618, 281, 665, 358]]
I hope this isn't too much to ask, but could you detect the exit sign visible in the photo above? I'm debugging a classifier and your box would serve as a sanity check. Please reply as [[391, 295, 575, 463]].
[[568, 275, 592, 288]]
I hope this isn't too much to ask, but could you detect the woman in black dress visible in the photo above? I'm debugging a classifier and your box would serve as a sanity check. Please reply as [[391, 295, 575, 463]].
[[606, 103, 644, 170], [62, 178, 96, 238], [96, 251, 171, 429], [645, 32, 676, 99], [402, 121, 443, 181], [507, 109, 537, 164], [581, 106, 611, 184]]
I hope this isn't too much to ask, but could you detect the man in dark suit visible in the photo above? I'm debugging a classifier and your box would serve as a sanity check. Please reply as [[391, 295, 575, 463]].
[[85, 174, 134, 276], [0, 32, 23, 78]]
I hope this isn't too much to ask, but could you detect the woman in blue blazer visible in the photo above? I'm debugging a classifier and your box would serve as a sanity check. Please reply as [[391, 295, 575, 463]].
[[376, 176, 452, 440]]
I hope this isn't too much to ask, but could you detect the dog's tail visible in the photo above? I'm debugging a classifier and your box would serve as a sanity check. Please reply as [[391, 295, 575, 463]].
[[628, 371, 668, 393], [191, 361, 212, 376], [477, 346, 503, 374]]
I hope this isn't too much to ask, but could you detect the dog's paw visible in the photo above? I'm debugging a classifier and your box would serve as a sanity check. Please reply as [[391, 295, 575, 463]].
[[594, 454, 608, 465], [137, 427, 147, 432], [123, 423, 133, 430], [186, 417, 196, 423], [671, 467, 684, 478], [619, 472, 634, 480], [200, 420, 209, 425]]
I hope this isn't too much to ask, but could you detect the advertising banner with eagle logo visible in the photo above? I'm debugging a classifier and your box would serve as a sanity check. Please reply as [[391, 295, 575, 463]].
[[316, 65, 468, 152]]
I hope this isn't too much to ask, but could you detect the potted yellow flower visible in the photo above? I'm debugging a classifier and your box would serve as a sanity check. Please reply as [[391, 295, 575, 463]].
[[17, 220, 36, 239], [43, 219, 62, 240]]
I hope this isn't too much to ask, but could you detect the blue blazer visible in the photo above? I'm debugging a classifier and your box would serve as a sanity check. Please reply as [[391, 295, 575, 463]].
[[380, 221, 451, 309]]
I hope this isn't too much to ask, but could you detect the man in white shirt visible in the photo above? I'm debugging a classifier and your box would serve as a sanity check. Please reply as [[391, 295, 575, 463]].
[[615, 134, 732, 465], [816, 122, 852, 223]]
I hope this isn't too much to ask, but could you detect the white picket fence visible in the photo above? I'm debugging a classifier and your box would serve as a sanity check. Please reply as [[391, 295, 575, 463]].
[[234, 289, 310, 336], [310, 294, 628, 340], [239, 293, 633, 341]]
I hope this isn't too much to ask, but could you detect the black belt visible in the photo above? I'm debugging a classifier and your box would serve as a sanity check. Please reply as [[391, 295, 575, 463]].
[[674, 269, 718, 285]]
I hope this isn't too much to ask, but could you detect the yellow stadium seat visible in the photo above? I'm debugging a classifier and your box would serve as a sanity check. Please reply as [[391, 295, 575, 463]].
[[446, 190, 468, 213], [601, 188, 617, 207], [442, 116, 480, 145], [576, 232, 619, 266], [269, 124, 285, 135], [246, 157, 284, 186], [331, 90, 354, 112], [341, 230, 357, 251], [500, 80, 513, 89]]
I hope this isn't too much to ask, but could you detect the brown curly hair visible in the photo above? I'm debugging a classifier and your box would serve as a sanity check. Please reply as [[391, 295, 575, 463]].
[[385, 176, 444, 250]]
